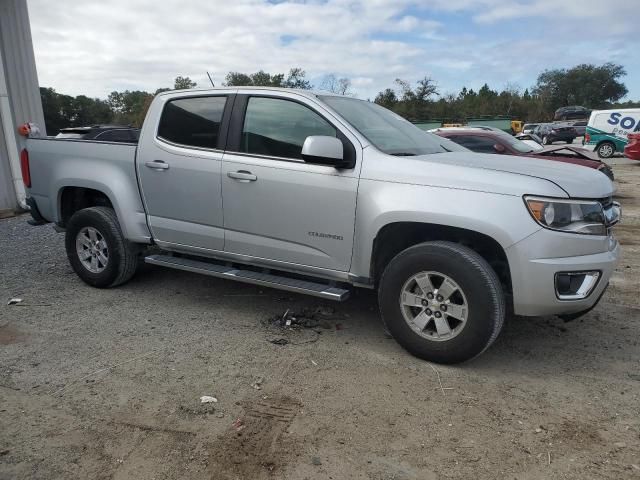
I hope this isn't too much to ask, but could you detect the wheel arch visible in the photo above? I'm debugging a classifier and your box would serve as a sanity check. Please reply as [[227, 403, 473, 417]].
[[52, 177, 151, 243], [58, 186, 115, 227], [369, 221, 513, 298]]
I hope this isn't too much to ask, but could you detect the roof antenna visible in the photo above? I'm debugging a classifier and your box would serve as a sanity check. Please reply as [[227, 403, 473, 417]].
[[206, 71, 215, 87]]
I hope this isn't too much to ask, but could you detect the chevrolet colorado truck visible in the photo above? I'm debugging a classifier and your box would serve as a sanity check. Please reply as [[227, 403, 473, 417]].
[[22, 87, 621, 363]]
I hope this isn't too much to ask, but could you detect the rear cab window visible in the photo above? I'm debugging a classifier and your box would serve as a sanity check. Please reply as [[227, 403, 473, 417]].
[[157, 96, 228, 149]]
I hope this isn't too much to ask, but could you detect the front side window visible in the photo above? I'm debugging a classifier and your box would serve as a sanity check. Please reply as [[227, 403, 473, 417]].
[[158, 96, 227, 149], [241, 97, 336, 159]]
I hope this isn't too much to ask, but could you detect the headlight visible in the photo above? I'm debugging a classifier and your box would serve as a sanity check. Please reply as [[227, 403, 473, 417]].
[[524, 196, 607, 235]]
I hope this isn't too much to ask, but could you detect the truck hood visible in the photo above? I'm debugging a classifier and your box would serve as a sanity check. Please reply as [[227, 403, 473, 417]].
[[362, 150, 614, 199]]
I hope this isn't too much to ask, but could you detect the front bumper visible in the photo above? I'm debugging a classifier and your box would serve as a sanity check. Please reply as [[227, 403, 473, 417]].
[[507, 229, 620, 316]]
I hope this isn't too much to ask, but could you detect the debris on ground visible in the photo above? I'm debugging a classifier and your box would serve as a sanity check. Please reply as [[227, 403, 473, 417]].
[[263, 306, 347, 330], [251, 377, 264, 390], [269, 338, 289, 346], [311, 456, 322, 466], [200, 395, 218, 404], [232, 418, 245, 432], [311, 360, 318, 366], [7, 298, 22, 305]]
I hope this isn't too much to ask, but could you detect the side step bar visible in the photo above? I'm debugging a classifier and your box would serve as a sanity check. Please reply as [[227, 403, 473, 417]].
[[145, 254, 350, 301]]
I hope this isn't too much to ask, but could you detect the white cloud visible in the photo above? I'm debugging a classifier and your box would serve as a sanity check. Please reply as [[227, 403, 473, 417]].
[[27, 0, 639, 101]]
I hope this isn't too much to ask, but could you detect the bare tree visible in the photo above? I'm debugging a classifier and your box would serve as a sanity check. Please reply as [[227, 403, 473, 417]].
[[320, 74, 353, 95]]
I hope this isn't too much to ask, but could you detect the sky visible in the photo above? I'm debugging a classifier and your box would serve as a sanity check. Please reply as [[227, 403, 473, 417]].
[[28, 0, 640, 101]]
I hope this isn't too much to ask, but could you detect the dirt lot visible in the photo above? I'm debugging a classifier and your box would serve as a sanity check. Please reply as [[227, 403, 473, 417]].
[[1, 162, 639, 480]]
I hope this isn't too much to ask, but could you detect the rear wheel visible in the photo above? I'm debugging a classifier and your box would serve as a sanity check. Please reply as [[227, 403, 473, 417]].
[[542, 136, 550, 145], [597, 141, 615, 159], [65, 207, 140, 288], [378, 241, 505, 364]]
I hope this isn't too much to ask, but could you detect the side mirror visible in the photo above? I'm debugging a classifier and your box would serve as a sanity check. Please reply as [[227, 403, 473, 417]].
[[493, 143, 506, 154], [301, 136, 347, 167]]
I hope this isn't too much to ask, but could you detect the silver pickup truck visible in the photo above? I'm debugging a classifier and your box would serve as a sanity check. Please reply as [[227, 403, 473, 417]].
[[22, 87, 620, 363]]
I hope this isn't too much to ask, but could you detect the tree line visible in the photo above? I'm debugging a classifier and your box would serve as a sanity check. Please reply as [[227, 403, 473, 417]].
[[40, 63, 638, 134], [374, 63, 637, 123]]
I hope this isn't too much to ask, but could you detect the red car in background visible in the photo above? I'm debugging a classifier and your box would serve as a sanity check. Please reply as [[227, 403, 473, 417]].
[[625, 133, 640, 160], [432, 127, 614, 180]]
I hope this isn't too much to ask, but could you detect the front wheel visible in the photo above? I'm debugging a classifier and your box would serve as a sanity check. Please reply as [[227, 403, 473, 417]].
[[597, 141, 615, 159], [378, 241, 505, 364], [65, 207, 140, 288], [542, 136, 550, 145]]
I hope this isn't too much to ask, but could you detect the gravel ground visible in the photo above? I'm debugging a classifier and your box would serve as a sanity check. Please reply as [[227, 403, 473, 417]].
[[1, 163, 639, 480]]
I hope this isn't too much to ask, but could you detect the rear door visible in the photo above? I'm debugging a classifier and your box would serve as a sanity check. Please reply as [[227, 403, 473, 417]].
[[220, 93, 360, 272], [137, 94, 233, 251]]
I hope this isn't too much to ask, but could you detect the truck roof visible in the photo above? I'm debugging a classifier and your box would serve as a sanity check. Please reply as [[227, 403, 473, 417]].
[[158, 86, 342, 99]]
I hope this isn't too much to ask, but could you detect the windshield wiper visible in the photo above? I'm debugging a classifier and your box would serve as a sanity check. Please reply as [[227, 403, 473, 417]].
[[390, 152, 417, 156]]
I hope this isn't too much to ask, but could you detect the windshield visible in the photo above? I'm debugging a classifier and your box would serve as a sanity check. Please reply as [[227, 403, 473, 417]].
[[319, 96, 468, 156]]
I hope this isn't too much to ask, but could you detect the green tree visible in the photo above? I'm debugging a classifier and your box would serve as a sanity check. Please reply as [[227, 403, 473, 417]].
[[40, 87, 113, 134], [107, 90, 153, 126], [224, 68, 311, 89], [374, 88, 398, 109], [534, 63, 628, 111], [174, 76, 197, 89], [224, 72, 252, 86], [283, 68, 311, 89]]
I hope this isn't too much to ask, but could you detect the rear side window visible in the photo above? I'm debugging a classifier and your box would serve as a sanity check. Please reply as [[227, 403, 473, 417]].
[[448, 135, 496, 153], [241, 97, 336, 160], [158, 96, 227, 149]]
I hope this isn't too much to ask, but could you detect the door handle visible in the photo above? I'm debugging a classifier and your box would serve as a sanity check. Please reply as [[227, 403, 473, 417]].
[[227, 170, 257, 182], [145, 160, 170, 170]]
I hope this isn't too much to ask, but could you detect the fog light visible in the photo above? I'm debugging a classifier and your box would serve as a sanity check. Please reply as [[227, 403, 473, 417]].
[[555, 271, 600, 300]]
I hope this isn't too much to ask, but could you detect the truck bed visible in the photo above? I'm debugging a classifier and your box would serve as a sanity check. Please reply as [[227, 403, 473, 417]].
[[25, 137, 150, 242]]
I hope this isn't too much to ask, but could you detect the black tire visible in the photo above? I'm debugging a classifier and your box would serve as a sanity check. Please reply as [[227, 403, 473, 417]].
[[600, 164, 615, 181], [378, 241, 505, 364], [65, 207, 140, 288], [596, 141, 615, 159], [542, 136, 550, 145], [566, 138, 574, 144]]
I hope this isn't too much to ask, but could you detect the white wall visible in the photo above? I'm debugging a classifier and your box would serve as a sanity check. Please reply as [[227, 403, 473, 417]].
[[0, 0, 45, 211]]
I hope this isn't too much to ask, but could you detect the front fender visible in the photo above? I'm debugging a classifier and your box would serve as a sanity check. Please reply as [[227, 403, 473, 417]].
[[350, 180, 542, 278]]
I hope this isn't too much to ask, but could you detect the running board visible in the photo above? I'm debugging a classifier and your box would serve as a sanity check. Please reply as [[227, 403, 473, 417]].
[[145, 254, 350, 301]]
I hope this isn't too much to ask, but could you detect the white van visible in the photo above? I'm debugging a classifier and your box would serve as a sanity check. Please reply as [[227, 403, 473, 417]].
[[584, 108, 640, 158]]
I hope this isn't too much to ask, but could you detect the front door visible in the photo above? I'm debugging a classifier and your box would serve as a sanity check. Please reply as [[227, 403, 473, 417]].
[[137, 94, 231, 251], [221, 94, 359, 272]]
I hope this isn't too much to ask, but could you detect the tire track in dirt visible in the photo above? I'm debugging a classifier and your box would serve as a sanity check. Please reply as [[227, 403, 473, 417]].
[[207, 395, 301, 479]]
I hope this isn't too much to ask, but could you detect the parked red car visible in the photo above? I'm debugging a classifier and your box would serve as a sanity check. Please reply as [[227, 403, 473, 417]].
[[624, 133, 640, 160], [432, 127, 614, 180]]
